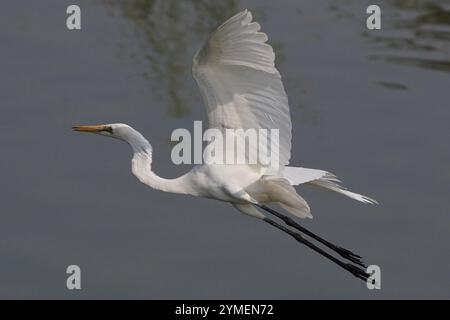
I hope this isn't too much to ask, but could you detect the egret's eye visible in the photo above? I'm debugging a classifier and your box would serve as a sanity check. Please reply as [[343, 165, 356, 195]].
[[102, 126, 113, 134]]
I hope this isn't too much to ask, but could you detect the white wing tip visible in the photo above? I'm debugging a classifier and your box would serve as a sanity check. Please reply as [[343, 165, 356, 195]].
[[340, 190, 379, 205], [312, 173, 379, 205]]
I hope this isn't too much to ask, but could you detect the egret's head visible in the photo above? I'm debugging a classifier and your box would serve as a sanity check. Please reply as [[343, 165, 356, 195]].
[[72, 123, 151, 152], [72, 123, 131, 139]]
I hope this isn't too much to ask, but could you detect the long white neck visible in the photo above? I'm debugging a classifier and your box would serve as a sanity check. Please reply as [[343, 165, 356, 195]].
[[121, 128, 196, 196]]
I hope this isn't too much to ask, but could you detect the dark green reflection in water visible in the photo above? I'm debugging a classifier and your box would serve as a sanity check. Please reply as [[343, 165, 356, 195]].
[[376, 81, 409, 91], [103, 0, 240, 117], [101, 1, 287, 118], [366, 0, 450, 73]]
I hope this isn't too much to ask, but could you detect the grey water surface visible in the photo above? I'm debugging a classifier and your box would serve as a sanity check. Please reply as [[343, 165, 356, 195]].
[[0, 0, 449, 298]]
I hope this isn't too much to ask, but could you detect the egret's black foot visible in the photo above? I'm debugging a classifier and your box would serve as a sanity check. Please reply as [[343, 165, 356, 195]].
[[258, 205, 368, 268], [344, 263, 370, 282], [263, 217, 371, 283], [333, 246, 367, 268]]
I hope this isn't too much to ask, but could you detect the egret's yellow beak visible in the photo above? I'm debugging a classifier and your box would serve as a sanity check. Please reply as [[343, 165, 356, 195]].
[[72, 124, 110, 133]]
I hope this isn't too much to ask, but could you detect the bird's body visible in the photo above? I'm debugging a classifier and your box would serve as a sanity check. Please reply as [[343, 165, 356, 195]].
[[125, 124, 374, 218], [73, 9, 377, 282], [125, 127, 304, 216]]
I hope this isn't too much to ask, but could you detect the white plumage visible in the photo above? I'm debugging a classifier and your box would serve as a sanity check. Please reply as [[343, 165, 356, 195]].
[[191, 9, 377, 218], [73, 9, 377, 282], [74, 9, 376, 220], [193, 9, 291, 169]]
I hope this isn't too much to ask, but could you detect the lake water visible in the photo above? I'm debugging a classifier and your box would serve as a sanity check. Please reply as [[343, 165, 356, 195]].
[[0, 0, 449, 298]]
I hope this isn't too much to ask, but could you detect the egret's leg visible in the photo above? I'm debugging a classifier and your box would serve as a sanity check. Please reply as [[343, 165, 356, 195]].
[[258, 205, 366, 267], [262, 217, 370, 282]]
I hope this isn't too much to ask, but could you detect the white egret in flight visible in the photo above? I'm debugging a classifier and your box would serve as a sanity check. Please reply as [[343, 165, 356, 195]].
[[73, 10, 377, 282]]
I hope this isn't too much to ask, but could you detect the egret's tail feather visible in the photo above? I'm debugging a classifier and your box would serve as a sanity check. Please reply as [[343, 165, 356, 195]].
[[283, 166, 330, 185], [279, 203, 313, 219], [283, 166, 378, 205], [310, 174, 378, 205], [261, 176, 312, 219]]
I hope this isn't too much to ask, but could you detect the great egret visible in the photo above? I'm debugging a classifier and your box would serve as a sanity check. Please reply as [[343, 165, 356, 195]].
[[73, 10, 377, 282]]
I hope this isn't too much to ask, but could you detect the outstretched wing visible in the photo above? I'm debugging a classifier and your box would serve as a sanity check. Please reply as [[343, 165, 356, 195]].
[[192, 9, 292, 169]]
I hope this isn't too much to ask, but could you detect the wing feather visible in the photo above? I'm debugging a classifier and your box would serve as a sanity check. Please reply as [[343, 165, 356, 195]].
[[192, 9, 292, 169]]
